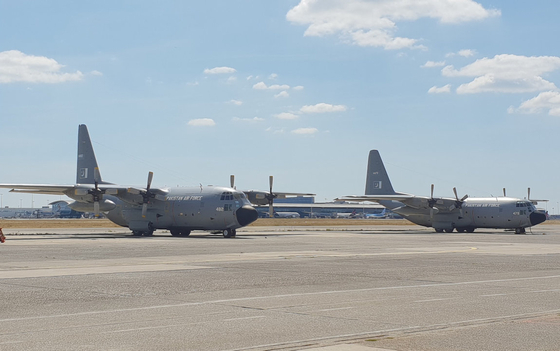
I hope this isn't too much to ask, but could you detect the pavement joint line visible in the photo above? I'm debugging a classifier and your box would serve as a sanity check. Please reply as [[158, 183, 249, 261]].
[[2, 274, 560, 323]]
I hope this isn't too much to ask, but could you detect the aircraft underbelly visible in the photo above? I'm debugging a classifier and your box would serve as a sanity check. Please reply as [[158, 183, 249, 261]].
[[469, 207, 525, 228], [168, 199, 237, 230]]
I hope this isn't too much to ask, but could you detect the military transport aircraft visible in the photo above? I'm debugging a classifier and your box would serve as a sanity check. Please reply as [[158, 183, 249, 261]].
[[340, 150, 547, 234], [0, 125, 260, 237]]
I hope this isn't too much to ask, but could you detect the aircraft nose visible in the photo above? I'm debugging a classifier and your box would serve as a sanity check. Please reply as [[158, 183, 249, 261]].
[[530, 211, 547, 226], [236, 205, 259, 227]]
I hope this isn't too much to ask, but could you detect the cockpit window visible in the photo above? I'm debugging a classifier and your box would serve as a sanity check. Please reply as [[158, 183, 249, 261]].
[[220, 192, 233, 201], [234, 192, 247, 201]]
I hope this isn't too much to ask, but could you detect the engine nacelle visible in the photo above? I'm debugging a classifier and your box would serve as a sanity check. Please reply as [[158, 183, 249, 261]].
[[68, 199, 116, 212], [245, 191, 268, 205]]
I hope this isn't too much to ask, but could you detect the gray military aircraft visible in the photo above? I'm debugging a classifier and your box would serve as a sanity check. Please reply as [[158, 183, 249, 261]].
[[340, 150, 547, 234], [0, 125, 259, 237]]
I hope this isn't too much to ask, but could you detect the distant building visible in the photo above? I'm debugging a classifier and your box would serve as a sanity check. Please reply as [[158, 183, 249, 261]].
[[0, 206, 54, 218], [274, 196, 315, 204]]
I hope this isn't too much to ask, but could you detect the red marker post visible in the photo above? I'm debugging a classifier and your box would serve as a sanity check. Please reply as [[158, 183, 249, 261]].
[[0, 228, 5, 243]]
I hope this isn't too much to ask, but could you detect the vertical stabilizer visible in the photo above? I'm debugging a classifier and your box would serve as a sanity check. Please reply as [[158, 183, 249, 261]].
[[76, 124, 102, 184], [365, 150, 397, 195]]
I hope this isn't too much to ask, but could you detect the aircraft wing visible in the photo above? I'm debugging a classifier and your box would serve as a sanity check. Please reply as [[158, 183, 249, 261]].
[[338, 194, 414, 202], [243, 190, 316, 206], [0, 184, 75, 195], [0, 183, 169, 204], [340, 195, 460, 213]]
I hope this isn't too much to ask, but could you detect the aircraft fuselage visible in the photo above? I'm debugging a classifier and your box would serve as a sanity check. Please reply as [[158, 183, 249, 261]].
[[390, 197, 545, 232], [100, 186, 257, 234]]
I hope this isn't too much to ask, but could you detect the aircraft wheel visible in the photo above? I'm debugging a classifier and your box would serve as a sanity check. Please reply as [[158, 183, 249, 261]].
[[466, 228, 475, 233], [515, 228, 526, 234], [456, 228, 466, 233], [180, 230, 191, 237], [170, 229, 181, 237], [223, 229, 235, 238], [444, 228, 453, 233], [132, 231, 143, 237], [435, 228, 444, 233], [143, 231, 154, 237]]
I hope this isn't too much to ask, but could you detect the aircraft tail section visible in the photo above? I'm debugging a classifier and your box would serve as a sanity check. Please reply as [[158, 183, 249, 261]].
[[76, 124, 103, 184], [365, 150, 397, 195]]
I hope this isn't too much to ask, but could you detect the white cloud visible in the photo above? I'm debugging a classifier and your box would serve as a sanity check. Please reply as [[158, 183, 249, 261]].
[[90, 70, 103, 76], [269, 73, 278, 80], [252, 81, 268, 90], [188, 118, 216, 127], [293, 85, 304, 90], [227, 76, 237, 83], [228, 99, 243, 106], [292, 127, 318, 135], [300, 103, 347, 113], [275, 91, 289, 98], [266, 127, 285, 134], [203, 66, 236, 74], [428, 84, 451, 94], [186, 81, 199, 86], [286, 0, 500, 50], [422, 61, 446, 68], [446, 49, 477, 58], [442, 54, 560, 94], [246, 75, 254, 80], [509, 91, 560, 116], [233, 117, 265, 122], [458, 49, 476, 57], [275, 112, 299, 120], [0, 50, 84, 83], [269, 84, 290, 90], [252, 81, 290, 90]]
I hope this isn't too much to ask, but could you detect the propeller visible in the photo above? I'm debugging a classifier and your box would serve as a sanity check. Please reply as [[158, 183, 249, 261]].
[[89, 167, 103, 217], [230, 175, 235, 189], [503, 188, 507, 197], [141, 171, 154, 218], [266, 175, 277, 218], [527, 187, 531, 200], [427, 184, 436, 219], [453, 187, 468, 216]]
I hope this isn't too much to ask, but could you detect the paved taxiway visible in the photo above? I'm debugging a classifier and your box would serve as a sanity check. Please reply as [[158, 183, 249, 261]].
[[1, 224, 560, 351]]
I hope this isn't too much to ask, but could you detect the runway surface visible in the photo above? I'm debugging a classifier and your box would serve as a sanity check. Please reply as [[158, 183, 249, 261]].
[[1, 224, 559, 350]]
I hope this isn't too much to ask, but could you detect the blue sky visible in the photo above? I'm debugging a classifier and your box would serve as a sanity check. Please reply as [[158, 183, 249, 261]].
[[2, 0, 560, 212]]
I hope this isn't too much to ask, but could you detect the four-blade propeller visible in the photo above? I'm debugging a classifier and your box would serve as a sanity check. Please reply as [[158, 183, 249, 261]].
[[266, 175, 277, 218], [426, 184, 468, 219], [88, 167, 103, 217], [453, 187, 468, 216], [127, 171, 167, 218]]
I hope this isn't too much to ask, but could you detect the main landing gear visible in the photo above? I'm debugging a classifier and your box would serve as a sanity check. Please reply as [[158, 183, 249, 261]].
[[132, 230, 153, 237], [434, 227, 475, 233], [223, 229, 236, 238], [170, 229, 191, 237]]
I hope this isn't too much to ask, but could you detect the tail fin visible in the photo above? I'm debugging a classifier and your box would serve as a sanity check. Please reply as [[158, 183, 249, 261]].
[[365, 150, 397, 195], [76, 124, 102, 184]]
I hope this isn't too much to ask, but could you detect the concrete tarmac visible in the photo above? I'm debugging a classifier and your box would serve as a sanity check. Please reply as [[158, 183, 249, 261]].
[[0, 224, 559, 350]]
